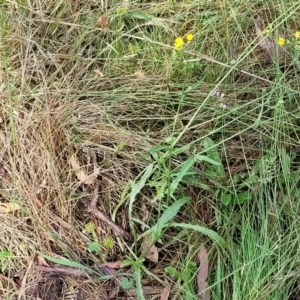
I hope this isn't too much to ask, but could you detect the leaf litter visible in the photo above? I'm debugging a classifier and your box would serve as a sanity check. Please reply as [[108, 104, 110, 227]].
[[70, 154, 100, 185], [140, 235, 159, 263], [197, 246, 210, 300], [254, 16, 286, 61], [0, 202, 20, 213]]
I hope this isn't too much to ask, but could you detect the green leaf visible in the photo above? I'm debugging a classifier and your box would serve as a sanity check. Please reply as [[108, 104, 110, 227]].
[[220, 193, 232, 205], [129, 164, 154, 221], [281, 148, 291, 177], [203, 137, 225, 176], [0, 251, 13, 259], [182, 175, 213, 192], [170, 155, 196, 196], [195, 154, 222, 166], [170, 222, 228, 248], [152, 197, 190, 239], [46, 231, 59, 242], [165, 266, 183, 279], [150, 145, 168, 154], [203, 169, 218, 177], [88, 242, 99, 253], [134, 266, 146, 300], [121, 277, 133, 289], [234, 191, 251, 204], [127, 12, 153, 21], [37, 252, 106, 278], [131, 217, 150, 229]]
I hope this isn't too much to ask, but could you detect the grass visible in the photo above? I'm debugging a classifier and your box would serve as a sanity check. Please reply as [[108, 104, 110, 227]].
[[1, 0, 300, 299]]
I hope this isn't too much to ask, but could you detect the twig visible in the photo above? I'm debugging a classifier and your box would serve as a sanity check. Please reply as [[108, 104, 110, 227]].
[[87, 182, 131, 241], [35, 264, 90, 276]]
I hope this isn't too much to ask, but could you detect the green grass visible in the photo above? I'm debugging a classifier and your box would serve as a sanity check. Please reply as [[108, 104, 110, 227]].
[[1, 0, 300, 299]]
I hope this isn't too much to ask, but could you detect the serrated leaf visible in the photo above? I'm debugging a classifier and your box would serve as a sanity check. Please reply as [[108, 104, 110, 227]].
[[134, 266, 145, 300]]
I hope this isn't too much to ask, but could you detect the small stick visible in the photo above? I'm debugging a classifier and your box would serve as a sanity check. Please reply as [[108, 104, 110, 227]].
[[87, 182, 131, 241], [35, 265, 89, 276]]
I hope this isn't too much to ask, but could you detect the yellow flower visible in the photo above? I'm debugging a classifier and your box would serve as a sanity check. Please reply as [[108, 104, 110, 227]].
[[186, 33, 194, 42], [277, 38, 285, 46], [174, 37, 184, 51], [295, 31, 300, 38]]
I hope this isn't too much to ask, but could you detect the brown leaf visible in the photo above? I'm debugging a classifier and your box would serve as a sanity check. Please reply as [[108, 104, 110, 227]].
[[254, 17, 285, 61], [35, 264, 89, 276], [133, 70, 146, 79], [70, 155, 100, 185], [197, 247, 210, 300], [37, 255, 50, 267], [98, 15, 109, 29], [93, 69, 104, 77], [98, 260, 122, 269], [0, 202, 20, 213], [39, 275, 63, 300], [160, 279, 170, 300], [140, 236, 159, 263]]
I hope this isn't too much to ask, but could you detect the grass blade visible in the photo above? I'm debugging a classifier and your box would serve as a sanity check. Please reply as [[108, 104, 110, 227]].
[[170, 223, 228, 249]]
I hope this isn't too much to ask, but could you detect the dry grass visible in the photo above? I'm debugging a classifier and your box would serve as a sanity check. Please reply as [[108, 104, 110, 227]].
[[1, 1, 173, 298], [2, 0, 300, 299]]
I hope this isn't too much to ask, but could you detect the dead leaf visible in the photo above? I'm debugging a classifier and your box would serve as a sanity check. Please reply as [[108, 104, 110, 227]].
[[98, 15, 109, 29], [98, 260, 122, 269], [160, 278, 170, 300], [140, 236, 159, 263], [197, 247, 210, 300], [0, 202, 20, 213], [35, 264, 89, 276], [37, 256, 50, 267], [133, 70, 146, 79], [39, 274, 63, 300], [254, 17, 285, 61], [70, 155, 100, 185], [93, 69, 104, 77]]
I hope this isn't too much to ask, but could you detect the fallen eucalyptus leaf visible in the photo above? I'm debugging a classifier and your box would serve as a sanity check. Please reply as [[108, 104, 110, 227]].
[[197, 247, 210, 300]]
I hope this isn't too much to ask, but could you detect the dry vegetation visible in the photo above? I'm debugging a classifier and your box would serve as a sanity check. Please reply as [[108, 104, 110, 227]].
[[1, 0, 300, 299]]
